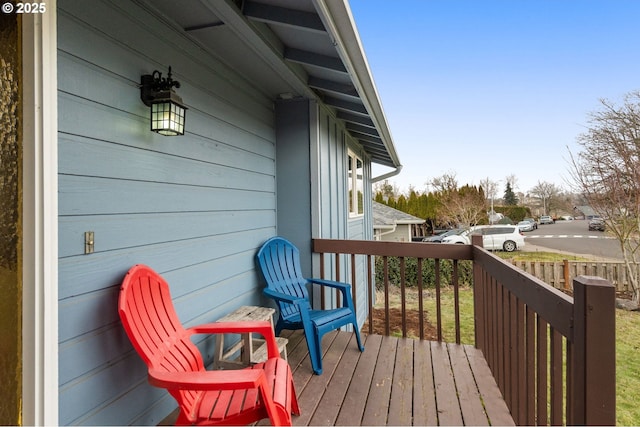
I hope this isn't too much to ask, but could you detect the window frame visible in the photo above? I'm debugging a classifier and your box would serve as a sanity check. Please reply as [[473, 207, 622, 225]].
[[347, 150, 364, 218]]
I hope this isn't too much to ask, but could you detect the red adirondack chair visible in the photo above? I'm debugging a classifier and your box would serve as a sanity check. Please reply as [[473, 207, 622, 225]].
[[118, 264, 300, 426]]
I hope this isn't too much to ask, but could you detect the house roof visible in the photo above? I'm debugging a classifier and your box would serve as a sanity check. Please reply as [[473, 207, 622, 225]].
[[145, 0, 401, 169], [373, 201, 425, 229], [574, 205, 597, 217]]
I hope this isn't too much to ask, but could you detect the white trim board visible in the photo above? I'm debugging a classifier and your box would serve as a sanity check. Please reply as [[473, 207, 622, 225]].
[[21, 6, 59, 425]]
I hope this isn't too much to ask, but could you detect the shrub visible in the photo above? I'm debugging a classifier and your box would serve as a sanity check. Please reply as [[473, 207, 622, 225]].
[[496, 206, 531, 222], [374, 256, 473, 289]]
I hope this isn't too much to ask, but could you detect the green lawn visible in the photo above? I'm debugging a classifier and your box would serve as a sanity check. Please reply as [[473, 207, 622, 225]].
[[495, 250, 592, 262], [615, 308, 640, 425]]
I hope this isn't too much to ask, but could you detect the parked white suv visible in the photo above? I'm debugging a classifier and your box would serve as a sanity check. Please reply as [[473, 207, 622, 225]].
[[442, 225, 525, 252], [441, 227, 474, 245]]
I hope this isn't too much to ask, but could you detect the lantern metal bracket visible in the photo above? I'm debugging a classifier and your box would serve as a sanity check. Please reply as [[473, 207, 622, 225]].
[[140, 66, 182, 107]]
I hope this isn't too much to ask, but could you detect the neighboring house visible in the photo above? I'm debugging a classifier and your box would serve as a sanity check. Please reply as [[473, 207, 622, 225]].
[[373, 201, 425, 242], [2, 1, 401, 425], [574, 205, 598, 219]]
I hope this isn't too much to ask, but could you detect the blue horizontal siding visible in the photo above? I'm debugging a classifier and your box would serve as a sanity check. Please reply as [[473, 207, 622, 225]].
[[59, 210, 275, 258], [58, 228, 274, 303], [57, 0, 279, 424], [58, 175, 275, 216], [58, 134, 275, 190]]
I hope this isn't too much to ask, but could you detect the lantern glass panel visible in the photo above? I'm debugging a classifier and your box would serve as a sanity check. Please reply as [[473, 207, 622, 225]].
[[150, 101, 186, 136]]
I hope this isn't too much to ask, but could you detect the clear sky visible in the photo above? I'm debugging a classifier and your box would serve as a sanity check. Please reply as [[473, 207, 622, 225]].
[[349, 0, 640, 196]]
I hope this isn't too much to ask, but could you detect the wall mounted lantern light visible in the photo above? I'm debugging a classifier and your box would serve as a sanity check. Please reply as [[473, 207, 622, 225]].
[[140, 66, 187, 136]]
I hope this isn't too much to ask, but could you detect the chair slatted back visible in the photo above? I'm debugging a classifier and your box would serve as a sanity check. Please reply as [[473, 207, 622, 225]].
[[256, 237, 310, 319], [119, 264, 204, 411]]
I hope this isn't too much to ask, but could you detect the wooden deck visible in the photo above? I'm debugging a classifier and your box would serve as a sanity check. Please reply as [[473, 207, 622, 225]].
[[160, 329, 514, 426], [280, 329, 514, 426]]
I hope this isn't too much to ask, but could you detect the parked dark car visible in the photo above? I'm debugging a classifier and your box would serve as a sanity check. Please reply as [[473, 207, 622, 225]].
[[588, 217, 605, 231], [422, 228, 465, 243]]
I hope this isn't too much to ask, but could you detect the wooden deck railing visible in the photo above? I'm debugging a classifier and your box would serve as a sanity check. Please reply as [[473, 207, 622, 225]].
[[313, 238, 473, 341], [312, 237, 616, 426]]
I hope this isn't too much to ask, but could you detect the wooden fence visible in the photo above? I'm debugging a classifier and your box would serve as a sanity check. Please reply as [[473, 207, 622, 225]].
[[512, 259, 639, 293]]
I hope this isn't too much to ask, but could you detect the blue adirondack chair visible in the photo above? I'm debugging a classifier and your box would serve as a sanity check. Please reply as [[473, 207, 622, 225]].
[[256, 236, 364, 375]]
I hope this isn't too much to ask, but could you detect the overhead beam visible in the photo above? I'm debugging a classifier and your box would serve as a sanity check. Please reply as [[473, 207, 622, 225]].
[[199, 0, 316, 99], [349, 130, 384, 145], [308, 76, 358, 98], [184, 20, 224, 32], [358, 143, 388, 157], [346, 122, 379, 137], [337, 111, 375, 128], [243, 1, 326, 32], [324, 96, 367, 115], [284, 48, 347, 73]]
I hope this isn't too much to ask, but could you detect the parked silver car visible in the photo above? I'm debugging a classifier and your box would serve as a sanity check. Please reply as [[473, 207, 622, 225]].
[[539, 215, 555, 225], [522, 217, 538, 229], [517, 220, 534, 232]]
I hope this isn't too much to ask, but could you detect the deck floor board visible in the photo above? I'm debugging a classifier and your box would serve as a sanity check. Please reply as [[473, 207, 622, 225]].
[[160, 330, 514, 426], [290, 330, 514, 426]]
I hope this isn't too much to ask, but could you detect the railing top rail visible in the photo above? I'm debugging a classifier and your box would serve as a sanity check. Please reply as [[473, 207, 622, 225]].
[[473, 245, 574, 338], [313, 238, 474, 260]]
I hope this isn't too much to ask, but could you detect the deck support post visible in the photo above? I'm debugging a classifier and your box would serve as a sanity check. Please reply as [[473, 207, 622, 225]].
[[570, 275, 616, 425]]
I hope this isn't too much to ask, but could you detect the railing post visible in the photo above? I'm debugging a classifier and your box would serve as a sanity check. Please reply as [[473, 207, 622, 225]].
[[471, 234, 485, 351], [571, 275, 616, 425]]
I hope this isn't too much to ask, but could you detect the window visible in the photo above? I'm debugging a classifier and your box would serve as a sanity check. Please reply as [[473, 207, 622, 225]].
[[348, 151, 364, 216]]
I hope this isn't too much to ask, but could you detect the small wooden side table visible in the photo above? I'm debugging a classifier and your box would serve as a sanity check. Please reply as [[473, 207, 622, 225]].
[[213, 305, 288, 369]]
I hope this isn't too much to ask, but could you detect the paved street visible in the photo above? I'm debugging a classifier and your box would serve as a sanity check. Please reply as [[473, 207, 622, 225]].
[[522, 219, 623, 260]]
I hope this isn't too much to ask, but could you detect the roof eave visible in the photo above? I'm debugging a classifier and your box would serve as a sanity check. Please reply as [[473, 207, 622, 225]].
[[312, 0, 402, 169]]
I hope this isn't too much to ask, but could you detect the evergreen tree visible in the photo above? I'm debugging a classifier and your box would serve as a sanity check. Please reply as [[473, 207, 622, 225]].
[[396, 195, 408, 212], [503, 182, 518, 205]]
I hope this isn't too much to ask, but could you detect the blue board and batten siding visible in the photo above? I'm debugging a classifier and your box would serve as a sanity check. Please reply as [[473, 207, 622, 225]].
[[57, 0, 278, 424], [275, 99, 373, 329], [313, 103, 374, 329]]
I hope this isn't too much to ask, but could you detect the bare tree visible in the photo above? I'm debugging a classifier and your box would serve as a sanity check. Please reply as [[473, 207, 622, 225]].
[[438, 185, 486, 227], [530, 181, 560, 215], [480, 177, 500, 223], [373, 180, 399, 202], [429, 172, 458, 194], [569, 90, 640, 303], [479, 177, 498, 200]]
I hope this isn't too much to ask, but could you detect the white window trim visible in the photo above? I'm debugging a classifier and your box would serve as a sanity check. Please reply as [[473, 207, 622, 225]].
[[22, 7, 59, 425], [348, 150, 364, 218]]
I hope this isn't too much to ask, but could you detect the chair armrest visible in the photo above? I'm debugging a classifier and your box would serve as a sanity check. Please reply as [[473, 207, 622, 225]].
[[307, 278, 355, 310], [187, 321, 280, 359], [148, 368, 265, 391], [307, 278, 350, 291], [263, 288, 307, 305]]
